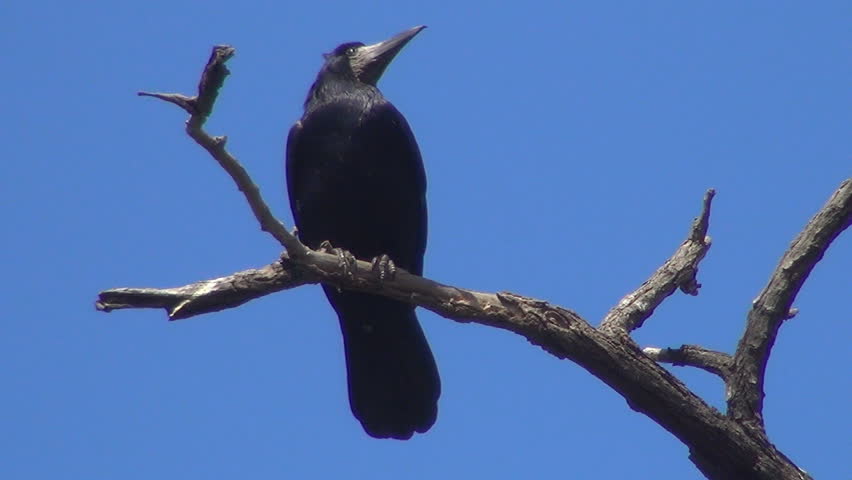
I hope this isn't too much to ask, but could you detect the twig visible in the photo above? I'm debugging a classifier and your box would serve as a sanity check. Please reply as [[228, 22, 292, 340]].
[[728, 179, 852, 430], [599, 189, 715, 335], [138, 45, 307, 257], [643, 345, 732, 380]]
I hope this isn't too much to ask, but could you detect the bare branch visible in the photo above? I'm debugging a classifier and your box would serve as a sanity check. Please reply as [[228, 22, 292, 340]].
[[600, 189, 715, 335], [95, 248, 809, 478], [728, 179, 852, 429], [690, 189, 715, 242], [138, 45, 308, 258], [644, 345, 732, 380], [137, 92, 195, 111], [192, 45, 234, 118], [97, 249, 506, 324], [138, 45, 234, 118], [96, 261, 307, 320]]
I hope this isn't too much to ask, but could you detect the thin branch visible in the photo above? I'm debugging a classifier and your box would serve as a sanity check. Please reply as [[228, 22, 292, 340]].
[[644, 345, 732, 380], [728, 178, 852, 430], [96, 261, 307, 320], [138, 45, 307, 257], [138, 45, 234, 118], [193, 45, 234, 118], [599, 189, 715, 335], [136, 92, 195, 112]]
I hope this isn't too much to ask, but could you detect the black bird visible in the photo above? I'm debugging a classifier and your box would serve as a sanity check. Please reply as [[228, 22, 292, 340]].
[[285, 26, 440, 439]]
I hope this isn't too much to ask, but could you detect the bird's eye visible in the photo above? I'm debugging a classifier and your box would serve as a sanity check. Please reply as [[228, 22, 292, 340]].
[[345, 47, 357, 56]]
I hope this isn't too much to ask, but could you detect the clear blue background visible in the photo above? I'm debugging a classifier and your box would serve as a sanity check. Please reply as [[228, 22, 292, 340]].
[[3, 1, 849, 478]]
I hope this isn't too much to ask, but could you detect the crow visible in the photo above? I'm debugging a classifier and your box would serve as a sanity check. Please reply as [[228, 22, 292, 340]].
[[285, 26, 440, 439]]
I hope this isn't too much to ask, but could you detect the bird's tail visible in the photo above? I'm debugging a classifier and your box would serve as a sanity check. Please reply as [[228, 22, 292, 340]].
[[324, 287, 441, 439]]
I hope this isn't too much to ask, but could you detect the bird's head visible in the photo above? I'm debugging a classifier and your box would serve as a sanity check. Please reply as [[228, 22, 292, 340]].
[[319, 25, 426, 86]]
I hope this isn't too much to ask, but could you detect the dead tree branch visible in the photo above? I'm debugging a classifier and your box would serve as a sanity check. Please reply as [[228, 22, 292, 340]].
[[96, 261, 307, 319], [92, 45, 849, 480], [728, 179, 852, 431], [643, 345, 733, 380], [600, 190, 714, 335], [139, 45, 305, 256]]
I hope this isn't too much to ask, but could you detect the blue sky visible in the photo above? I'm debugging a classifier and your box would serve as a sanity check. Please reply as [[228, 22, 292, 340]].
[[3, 1, 849, 478]]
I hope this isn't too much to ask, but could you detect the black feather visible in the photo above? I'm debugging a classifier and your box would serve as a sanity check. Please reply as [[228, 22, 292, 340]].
[[285, 32, 439, 439]]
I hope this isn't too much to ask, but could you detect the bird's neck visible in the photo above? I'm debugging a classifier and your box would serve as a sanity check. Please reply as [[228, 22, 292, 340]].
[[304, 74, 380, 110]]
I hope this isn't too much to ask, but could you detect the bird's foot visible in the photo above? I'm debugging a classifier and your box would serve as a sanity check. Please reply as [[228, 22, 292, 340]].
[[318, 240, 357, 280], [370, 254, 397, 285]]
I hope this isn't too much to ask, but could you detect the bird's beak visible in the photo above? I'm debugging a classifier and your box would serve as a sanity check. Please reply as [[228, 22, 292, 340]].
[[352, 25, 426, 85]]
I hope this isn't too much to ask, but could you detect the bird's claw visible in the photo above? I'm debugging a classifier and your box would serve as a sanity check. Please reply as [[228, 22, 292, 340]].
[[371, 254, 397, 284], [319, 240, 357, 280]]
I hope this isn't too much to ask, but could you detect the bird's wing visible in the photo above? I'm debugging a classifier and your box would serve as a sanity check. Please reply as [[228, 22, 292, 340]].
[[355, 100, 428, 275], [285, 120, 305, 227]]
